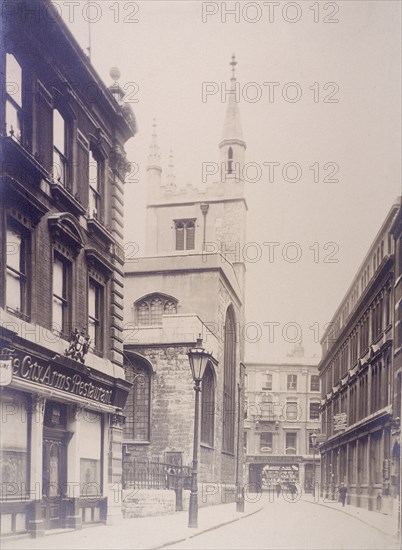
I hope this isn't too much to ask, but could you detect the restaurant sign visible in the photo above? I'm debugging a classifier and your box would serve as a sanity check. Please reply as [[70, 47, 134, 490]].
[[2, 347, 114, 405]]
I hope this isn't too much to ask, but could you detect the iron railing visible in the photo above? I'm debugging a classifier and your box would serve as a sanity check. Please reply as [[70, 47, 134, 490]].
[[122, 459, 192, 490]]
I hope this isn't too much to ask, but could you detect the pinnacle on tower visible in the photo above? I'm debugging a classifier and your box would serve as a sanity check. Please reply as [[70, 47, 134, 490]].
[[147, 118, 161, 168], [166, 149, 176, 191]]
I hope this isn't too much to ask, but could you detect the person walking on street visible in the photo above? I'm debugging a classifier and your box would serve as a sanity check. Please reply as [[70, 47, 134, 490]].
[[276, 483, 281, 498], [338, 483, 347, 507]]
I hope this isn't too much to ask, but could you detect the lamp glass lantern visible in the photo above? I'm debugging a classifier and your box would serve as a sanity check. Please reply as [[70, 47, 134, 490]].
[[187, 338, 211, 382]]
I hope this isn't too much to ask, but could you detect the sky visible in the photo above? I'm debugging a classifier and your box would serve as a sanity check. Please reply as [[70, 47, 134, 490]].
[[60, 0, 401, 363]]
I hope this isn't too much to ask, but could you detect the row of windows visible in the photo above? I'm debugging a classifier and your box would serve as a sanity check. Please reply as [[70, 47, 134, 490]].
[[259, 373, 320, 392], [324, 236, 391, 354], [5, 219, 104, 353], [322, 286, 392, 396], [323, 432, 386, 486], [257, 431, 314, 455], [123, 360, 216, 446], [5, 54, 105, 221], [321, 358, 390, 436], [245, 396, 320, 422]]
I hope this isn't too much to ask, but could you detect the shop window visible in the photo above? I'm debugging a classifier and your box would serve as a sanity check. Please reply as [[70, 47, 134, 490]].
[[310, 375, 320, 392], [260, 432, 273, 454], [287, 374, 297, 391], [52, 254, 70, 337], [5, 54, 22, 141], [175, 220, 195, 250], [124, 361, 151, 442], [53, 109, 67, 186], [135, 294, 177, 325], [88, 279, 103, 353], [5, 222, 29, 318], [201, 363, 215, 446], [222, 306, 236, 453], [309, 402, 320, 420], [79, 410, 102, 497], [0, 390, 29, 494], [285, 432, 297, 455]]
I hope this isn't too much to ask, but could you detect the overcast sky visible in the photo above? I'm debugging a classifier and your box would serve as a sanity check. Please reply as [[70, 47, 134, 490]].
[[61, 0, 401, 363]]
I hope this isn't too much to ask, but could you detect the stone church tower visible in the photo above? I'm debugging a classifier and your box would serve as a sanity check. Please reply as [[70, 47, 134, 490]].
[[122, 57, 248, 511]]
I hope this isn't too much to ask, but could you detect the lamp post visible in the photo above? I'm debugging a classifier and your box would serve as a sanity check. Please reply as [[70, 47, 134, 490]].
[[187, 337, 212, 528], [236, 362, 246, 512], [311, 432, 318, 497]]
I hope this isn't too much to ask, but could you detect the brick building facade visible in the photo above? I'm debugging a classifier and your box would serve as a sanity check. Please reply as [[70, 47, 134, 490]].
[[0, 0, 135, 537], [319, 199, 401, 517]]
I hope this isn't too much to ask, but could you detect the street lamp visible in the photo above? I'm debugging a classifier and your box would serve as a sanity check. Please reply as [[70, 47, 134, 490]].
[[187, 337, 212, 528], [311, 432, 318, 497]]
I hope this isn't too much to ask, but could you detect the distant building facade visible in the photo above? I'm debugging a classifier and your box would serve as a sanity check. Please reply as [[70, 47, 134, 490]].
[[245, 348, 321, 494], [1, 0, 135, 537], [319, 199, 401, 517], [122, 57, 246, 505]]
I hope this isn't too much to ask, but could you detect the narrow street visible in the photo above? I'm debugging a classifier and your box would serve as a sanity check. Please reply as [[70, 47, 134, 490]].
[[167, 496, 399, 550]]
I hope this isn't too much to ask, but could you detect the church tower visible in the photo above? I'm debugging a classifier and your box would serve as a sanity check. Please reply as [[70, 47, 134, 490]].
[[124, 56, 248, 494]]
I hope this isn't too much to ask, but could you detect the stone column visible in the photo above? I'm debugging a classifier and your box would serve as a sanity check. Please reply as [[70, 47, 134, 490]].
[[65, 405, 82, 529], [28, 395, 45, 537], [106, 412, 125, 525]]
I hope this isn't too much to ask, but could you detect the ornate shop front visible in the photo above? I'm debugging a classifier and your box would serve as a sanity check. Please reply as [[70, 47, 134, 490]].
[[0, 343, 131, 537]]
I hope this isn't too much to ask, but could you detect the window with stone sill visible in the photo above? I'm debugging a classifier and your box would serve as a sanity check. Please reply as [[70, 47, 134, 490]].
[[309, 402, 320, 421], [52, 253, 71, 338], [175, 220, 195, 251], [135, 294, 178, 326], [88, 279, 104, 354], [285, 432, 297, 455], [260, 432, 273, 454], [5, 220, 30, 319], [5, 54, 22, 142], [310, 375, 320, 392], [53, 109, 67, 187]]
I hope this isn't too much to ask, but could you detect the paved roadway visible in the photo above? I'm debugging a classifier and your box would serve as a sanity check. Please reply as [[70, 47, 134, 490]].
[[167, 496, 399, 550]]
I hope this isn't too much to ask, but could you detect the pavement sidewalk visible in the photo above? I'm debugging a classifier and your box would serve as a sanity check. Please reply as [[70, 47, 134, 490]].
[[301, 493, 400, 541], [1, 500, 264, 550]]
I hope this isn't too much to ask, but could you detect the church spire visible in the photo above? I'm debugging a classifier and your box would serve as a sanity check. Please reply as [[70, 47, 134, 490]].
[[220, 54, 244, 144], [147, 118, 161, 168], [219, 55, 246, 181]]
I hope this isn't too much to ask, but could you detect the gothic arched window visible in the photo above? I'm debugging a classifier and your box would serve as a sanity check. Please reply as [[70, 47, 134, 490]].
[[228, 147, 233, 174], [201, 363, 215, 447], [124, 358, 151, 442], [222, 306, 236, 453], [135, 294, 178, 325]]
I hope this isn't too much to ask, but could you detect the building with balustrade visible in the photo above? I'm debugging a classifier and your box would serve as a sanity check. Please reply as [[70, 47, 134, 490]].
[[0, 0, 136, 537], [318, 198, 401, 518], [244, 345, 321, 495], [122, 57, 247, 511]]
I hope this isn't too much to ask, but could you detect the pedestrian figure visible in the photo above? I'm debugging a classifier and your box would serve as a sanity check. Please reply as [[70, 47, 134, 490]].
[[338, 483, 347, 507], [288, 482, 297, 500], [276, 483, 281, 497]]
